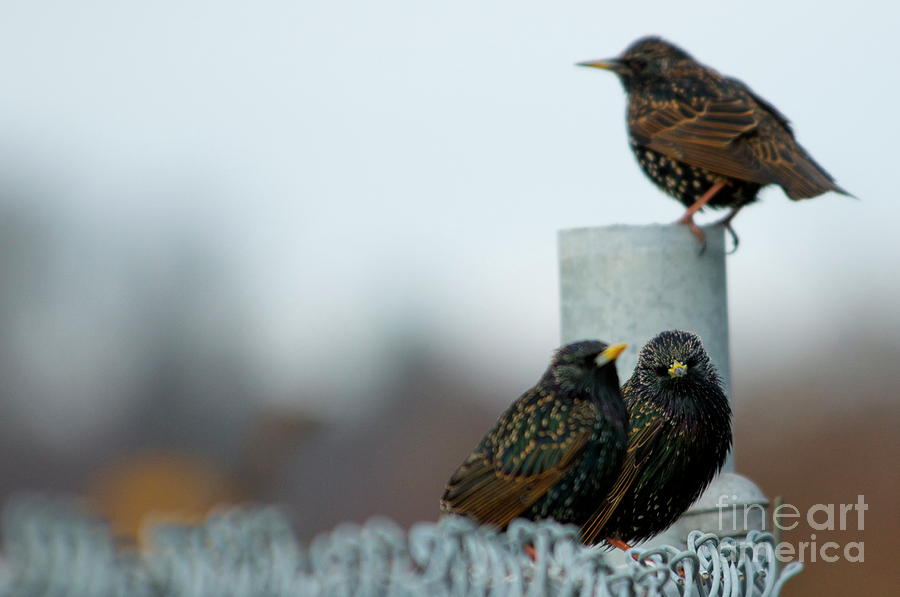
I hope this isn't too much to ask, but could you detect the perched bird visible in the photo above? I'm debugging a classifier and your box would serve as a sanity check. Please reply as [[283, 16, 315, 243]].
[[578, 37, 849, 249], [580, 330, 732, 548], [441, 341, 629, 532]]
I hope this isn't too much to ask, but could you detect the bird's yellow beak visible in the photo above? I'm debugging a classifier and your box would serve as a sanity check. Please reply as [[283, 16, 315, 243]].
[[668, 360, 688, 378], [576, 59, 624, 73], [595, 343, 627, 366]]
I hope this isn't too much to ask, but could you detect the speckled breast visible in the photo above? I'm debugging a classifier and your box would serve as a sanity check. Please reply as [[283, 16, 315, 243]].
[[629, 139, 761, 210]]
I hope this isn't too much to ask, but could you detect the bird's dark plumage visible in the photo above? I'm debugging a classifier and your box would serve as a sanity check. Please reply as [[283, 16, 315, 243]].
[[580, 330, 732, 545], [579, 37, 849, 242], [441, 341, 629, 530]]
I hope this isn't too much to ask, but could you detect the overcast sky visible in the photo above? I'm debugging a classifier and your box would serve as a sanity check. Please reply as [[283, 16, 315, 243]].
[[0, 1, 895, 431]]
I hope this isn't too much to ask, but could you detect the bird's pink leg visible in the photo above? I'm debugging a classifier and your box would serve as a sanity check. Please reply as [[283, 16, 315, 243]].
[[607, 538, 633, 551], [607, 537, 641, 562], [676, 181, 726, 245]]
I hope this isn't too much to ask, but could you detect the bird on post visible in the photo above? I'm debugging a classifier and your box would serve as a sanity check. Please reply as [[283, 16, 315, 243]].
[[441, 341, 629, 539], [580, 330, 732, 549], [578, 36, 850, 250]]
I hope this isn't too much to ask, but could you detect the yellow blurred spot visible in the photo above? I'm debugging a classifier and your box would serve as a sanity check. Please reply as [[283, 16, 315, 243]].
[[87, 451, 244, 547]]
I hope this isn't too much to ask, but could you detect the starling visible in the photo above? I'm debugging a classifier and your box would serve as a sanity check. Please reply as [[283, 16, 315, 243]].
[[578, 37, 850, 248], [441, 341, 629, 531], [580, 330, 732, 547]]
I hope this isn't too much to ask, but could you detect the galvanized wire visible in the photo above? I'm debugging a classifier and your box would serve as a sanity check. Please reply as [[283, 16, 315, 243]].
[[0, 496, 801, 597]]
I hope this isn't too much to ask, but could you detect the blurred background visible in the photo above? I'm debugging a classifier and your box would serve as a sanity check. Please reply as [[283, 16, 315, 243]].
[[0, 1, 895, 594]]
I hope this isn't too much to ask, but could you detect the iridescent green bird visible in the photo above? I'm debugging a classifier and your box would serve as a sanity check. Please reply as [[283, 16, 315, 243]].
[[441, 340, 628, 531], [580, 330, 732, 547]]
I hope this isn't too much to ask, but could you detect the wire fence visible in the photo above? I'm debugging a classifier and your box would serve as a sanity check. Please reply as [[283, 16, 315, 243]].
[[0, 496, 802, 597]]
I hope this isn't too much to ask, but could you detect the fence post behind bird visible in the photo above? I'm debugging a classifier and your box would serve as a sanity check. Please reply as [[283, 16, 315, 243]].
[[558, 223, 768, 550]]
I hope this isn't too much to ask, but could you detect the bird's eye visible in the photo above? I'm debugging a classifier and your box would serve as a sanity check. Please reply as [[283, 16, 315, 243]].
[[654, 366, 669, 376]]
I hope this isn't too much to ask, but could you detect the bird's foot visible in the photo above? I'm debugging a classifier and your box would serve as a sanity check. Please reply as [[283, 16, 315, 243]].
[[713, 204, 744, 254], [607, 538, 632, 551], [524, 543, 538, 562], [675, 181, 726, 254], [607, 538, 636, 555], [676, 215, 707, 254], [723, 221, 740, 254]]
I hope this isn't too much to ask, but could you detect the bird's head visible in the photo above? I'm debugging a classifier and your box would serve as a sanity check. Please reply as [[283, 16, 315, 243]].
[[551, 340, 627, 393], [577, 36, 694, 91], [631, 330, 722, 400]]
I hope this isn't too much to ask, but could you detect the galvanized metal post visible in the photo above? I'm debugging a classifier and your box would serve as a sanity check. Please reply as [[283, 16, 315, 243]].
[[559, 223, 731, 416], [558, 223, 767, 549]]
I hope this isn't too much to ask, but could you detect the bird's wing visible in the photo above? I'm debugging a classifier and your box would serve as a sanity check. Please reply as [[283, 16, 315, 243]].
[[579, 406, 664, 544], [631, 88, 847, 198], [441, 395, 596, 528], [630, 95, 768, 184], [737, 82, 850, 198], [725, 77, 793, 134]]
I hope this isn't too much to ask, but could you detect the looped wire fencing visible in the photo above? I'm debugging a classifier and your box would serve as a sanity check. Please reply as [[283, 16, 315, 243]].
[[0, 496, 801, 596]]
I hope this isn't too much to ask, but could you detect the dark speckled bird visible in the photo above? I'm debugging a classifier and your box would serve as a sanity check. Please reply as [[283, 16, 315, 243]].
[[579, 37, 850, 249], [580, 330, 732, 547], [441, 341, 629, 533]]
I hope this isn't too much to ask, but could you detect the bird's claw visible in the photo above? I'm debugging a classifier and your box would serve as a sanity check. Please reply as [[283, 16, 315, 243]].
[[709, 213, 741, 254], [676, 216, 707, 255], [723, 221, 740, 254]]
